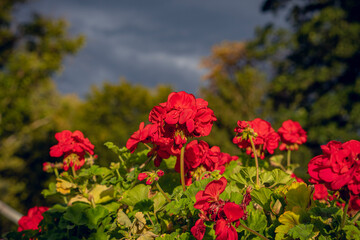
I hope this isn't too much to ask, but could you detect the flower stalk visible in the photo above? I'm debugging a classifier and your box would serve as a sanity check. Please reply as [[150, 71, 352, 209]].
[[239, 222, 269, 240], [287, 149, 292, 167], [249, 135, 260, 187], [180, 145, 186, 191], [341, 200, 349, 229], [156, 182, 171, 203]]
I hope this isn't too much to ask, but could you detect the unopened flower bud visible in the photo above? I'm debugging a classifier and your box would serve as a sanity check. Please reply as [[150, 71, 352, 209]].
[[146, 178, 153, 185], [138, 173, 148, 181], [157, 170, 164, 177]]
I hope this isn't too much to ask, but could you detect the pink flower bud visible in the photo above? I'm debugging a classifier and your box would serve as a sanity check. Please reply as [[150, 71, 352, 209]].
[[146, 178, 153, 185], [157, 170, 164, 177], [138, 173, 148, 181]]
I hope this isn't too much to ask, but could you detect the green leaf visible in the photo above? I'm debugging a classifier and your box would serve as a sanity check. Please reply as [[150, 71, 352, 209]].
[[343, 225, 360, 240], [117, 209, 132, 227], [134, 199, 154, 213], [275, 211, 300, 240], [85, 205, 109, 229], [121, 184, 150, 206], [271, 169, 292, 186], [42, 182, 57, 198], [153, 192, 167, 213], [287, 224, 315, 240], [230, 167, 257, 187], [285, 182, 312, 212], [251, 187, 273, 211], [63, 203, 90, 225], [242, 207, 267, 233], [89, 184, 114, 204]]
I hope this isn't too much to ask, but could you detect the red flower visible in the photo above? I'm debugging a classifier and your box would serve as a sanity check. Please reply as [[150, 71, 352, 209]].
[[278, 120, 307, 151], [50, 130, 94, 171], [126, 122, 155, 153], [291, 173, 304, 183], [138, 173, 148, 181], [214, 202, 244, 240], [308, 140, 360, 194], [191, 177, 251, 240], [191, 219, 206, 240], [233, 118, 279, 159], [176, 140, 237, 185], [126, 91, 216, 166], [313, 184, 329, 200], [156, 170, 164, 177], [18, 206, 49, 232], [194, 177, 227, 211]]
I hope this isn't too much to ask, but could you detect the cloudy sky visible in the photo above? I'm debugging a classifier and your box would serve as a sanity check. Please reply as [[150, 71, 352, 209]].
[[20, 0, 284, 97]]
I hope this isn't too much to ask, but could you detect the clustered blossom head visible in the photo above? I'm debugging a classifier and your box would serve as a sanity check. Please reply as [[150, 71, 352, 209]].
[[18, 206, 49, 232], [126, 91, 217, 166], [137, 170, 164, 185], [308, 140, 360, 194], [176, 140, 238, 185], [233, 118, 280, 159], [191, 177, 251, 240], [50, 130, 94, 171], [278, 120, 307, 151]]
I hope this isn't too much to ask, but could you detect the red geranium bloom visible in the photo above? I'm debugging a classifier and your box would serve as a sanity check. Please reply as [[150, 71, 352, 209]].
[[214, 202, 244, 240], [233, 118, 279, 159], [18, 206, 49, 232], [291, 173, 305, 183], [191, 219, 206, 240], [278, 120, 307, 151], [308, 140, 360, 194], [126, 91, 216, 166], [192, 177, 251, 240], [50, 130, 94, 171], [194, 177, 227, 211], [313, 184, 329, 200], [177, 140, 237, 185]]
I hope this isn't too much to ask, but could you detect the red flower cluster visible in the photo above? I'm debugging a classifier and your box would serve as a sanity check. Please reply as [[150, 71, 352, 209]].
[[126, 91, 216, 166], [176, 140, 238, 185], [233, 118, 279, 159], [308, 140, 360, 194], [278, 120, 307, 151], [191, 177, 251, 240], [137, 170, 164, 185], [50, 130, 94, 171], [18, 206, 49, 232]]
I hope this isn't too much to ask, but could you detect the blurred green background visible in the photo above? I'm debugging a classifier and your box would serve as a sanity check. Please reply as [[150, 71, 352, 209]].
[[1, 0, 360, 233]]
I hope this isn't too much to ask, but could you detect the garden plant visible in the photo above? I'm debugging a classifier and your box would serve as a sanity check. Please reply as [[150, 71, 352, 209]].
[[5, 91, 360, 240]]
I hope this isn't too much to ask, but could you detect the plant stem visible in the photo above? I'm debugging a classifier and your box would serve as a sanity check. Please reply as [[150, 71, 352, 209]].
[[249, 135, 260, 187], [146, 212, 155, 226], [239, 222, 269, 240], [54, 168, 59, 178], [156, 182, 171, 203], [287, 149, 292, 167], [180, 145, 186, 191], [351, 210, 360, 223], [71, 166, 77, 178], [341, 200, 349, 229]]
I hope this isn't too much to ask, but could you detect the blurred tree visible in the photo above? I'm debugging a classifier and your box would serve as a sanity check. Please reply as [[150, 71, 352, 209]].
[[0, 0, 84, 232], [200, 41, 268, 154], [73, 80, 172, 165], [256, 0, 360, 147]]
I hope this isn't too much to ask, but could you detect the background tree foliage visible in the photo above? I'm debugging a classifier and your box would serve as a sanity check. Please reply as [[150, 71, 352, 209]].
[[258, 0, 360, 147], [200, 41, 268, 155], [0, 0, 84, 231], [72, 80, 172, 165]]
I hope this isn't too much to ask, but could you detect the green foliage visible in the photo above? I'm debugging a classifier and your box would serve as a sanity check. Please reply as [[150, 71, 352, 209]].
[[0, 0, 84, 232], [73, 80, 172, 166]]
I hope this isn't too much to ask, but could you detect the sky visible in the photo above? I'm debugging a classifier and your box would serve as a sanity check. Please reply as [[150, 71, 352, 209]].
[[19, 0, 284, 97]]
